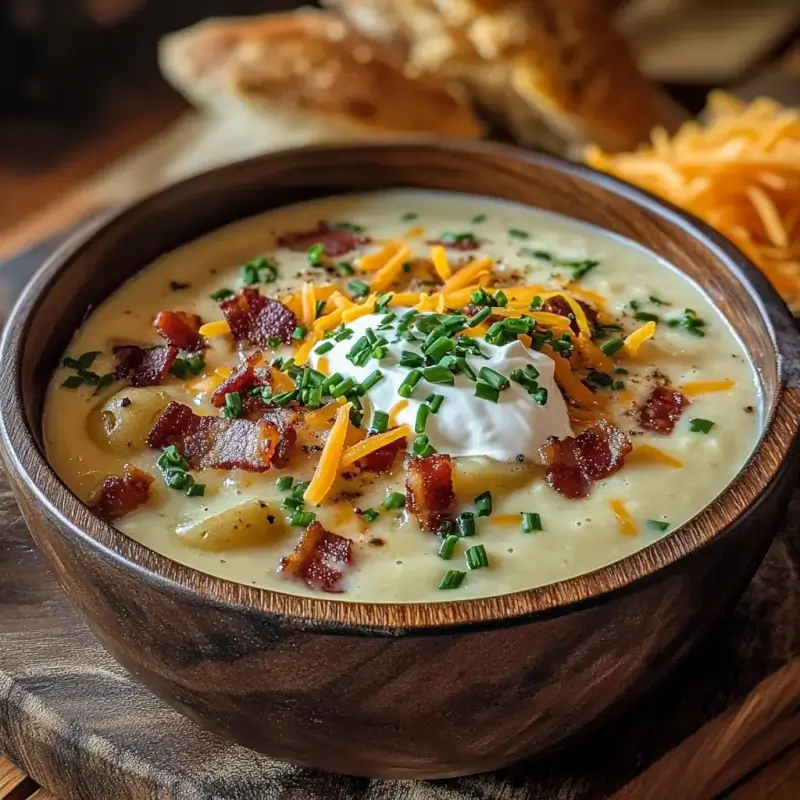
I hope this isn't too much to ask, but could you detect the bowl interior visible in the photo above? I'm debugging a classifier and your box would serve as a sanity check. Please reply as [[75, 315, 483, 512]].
[[3, 140, 796, 630]]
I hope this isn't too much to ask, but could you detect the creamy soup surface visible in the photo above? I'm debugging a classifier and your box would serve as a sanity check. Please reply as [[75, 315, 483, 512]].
[[44, 190, 761, 602]]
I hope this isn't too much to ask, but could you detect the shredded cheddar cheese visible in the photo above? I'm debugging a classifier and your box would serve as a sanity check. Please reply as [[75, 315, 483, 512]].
[[271, 370, 296, 393], [680, 379, 736, 396], [293, 331, 318, 366], [431, 245, 452, 280], [442, 257, 493, 294], [198, 320, 230, 338], [369, 246, 413, 293], [630, 445, 684, 468], [539, 291, 592, 336], [340, 425, 412, 468], [624, 321, 656, 356], [610, 499, 638, 536], [301, 282, 316, 329], [358, 242, 402, 272], [388, 399, 409, 426], [304, 402, 352, 506], [586, 92, 800, 310], [317, 356, 329, 375], [305, 398, 346, 430], [574, 334, 614, 373], [542, 344, 602, 408]]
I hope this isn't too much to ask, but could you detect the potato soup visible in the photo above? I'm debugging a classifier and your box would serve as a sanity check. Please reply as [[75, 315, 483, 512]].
[[44, 190, 761, 602]]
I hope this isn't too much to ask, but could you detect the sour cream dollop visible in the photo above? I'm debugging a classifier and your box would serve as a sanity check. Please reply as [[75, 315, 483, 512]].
[[308, 313, 573, 462]]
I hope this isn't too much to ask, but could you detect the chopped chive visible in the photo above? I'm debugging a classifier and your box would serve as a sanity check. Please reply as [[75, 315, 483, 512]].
[[271, 390, 299, 407], [647, 519, 670, 531], [457, 512, 476, 537], [521, 249, 553, 262], [337, 261, 355, 276], [360, 370, 384, 392], [423, 365, 455, 386], [529, 295, 543, 310], [400, 351, 424, 369], [466, 544, 489, 570], [649, 295, 667, 306], [321, 372, 343, 393], [401, 212, 418, 222], [268, 336, 282, 350], [372, 344, 388, 360], [438, 534, 460, 560], [397, 308, 418, 328], [362, 508, 380, 523], [348, 279, 370, 298], [522, 512, 542, 533], [375, 293, 393, 312], [290, 510, 317, 527], [292, 481, 310, 498], [634, 311, 660, 323], [438, 569, 466, 590], [567, 259, 600, 280], [210, 288, 234, 301], [383, 491, 406, 511], [475, 491, 492, 518], [425, 336, 456, 363], [439, 231, 477, 245], [494, 290, 508, 308], [478, 367, 509, 391], [689, 418, 715, 434], [469, 307, 493, 327], [427, 394, 444, 413], [508, 228, 530, 239], [186, 483, 206, 497], [281, 496, 303, 512], [315, 299, 327, 319], [330, 377, 356, 398], [399, 369, 423, 398], [474, 382, 500, 403], [333, 326, 354, 342], [601, 338, 625, 357], [308, 243, 325, 266], [62, 375, 85, 388], [276, 476, 294, 491], [412, 434, 435, 457], [415, 403, 431, 434], [292, 325, 307, 341], [371, 410, 389, 434], [63, 351, 101, 370], [222, 392, 243, 419], [315, 341, 334, 355], [333, 221, 365, 233]]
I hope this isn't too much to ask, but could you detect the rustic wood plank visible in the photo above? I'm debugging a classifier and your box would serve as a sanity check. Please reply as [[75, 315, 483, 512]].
[[0, 757, 35, 800], [728, 742, 800, 799]]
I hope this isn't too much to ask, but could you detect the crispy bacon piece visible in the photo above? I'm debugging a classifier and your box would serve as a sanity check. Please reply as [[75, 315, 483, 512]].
[[154, 310, 205, 351], [278, 521, 354, 593], [219, 287, 298, 346], [113, 345, 178, 387], [639, 386, 689, 434], [251, 406, 298, 467], [356, 434, 405, 473], [90, 464, 154, 522], [539, 420, 632, 499], [428, 236, 480, 251], [541, 297, 599, 333], [405, 454, 455, 532], [146, 401, 281, 472], [210, 356, 271, 408], [277, 222, 370, 256]]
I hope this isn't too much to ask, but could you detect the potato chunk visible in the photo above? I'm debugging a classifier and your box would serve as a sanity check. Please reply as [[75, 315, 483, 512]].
[[174, 500, 288, 551], [88, 388, 172, 453]]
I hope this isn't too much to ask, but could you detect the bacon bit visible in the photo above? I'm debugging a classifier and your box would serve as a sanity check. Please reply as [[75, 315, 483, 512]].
[[428, 236, 480, 251], [90, 464, 154, 522], [146, 401, 281, 472], [539, 420, 632, 499], [639, 386, 689, 434], [278, 521, 354, 593], [610, 499, 638, 536], [277, 222, 370, 256], [209, 354, 270, 408], [113, 345, 178, 387], [406, 454, 455, 532], [220, 288, 298, 346], [154, 310, 205, 351], [252, 406, 298, 467]]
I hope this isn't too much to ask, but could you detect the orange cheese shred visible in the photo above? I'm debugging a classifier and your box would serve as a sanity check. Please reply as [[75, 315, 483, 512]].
[[442, 257, 493, 294], [369, 246, 413, 293], [415, 292, 440, 312], [293, 331, 319, 366], [301, 282, 316, 329], [574, 334, 614, 373], [305, 398, 346, 430], [539, 291, 592, 336], [680, 379, 736, 396], [198, 320, 230, 338], [313, 306, 345, 335], [630, 444, 684, 468], [610, 499, 638, 536], [624, 321, 656, 356], [317, 356, 329, 376], [388, 399, 409, 426], [342, 296, 378, 324], [431, 245, 452, 281], [542, 345, 602, 408], [304, 402, 352, 506], [492, 514, 523, 526], [358, 242, 402, 272], [271, 370, 296, 393], [340, 425, 411, 468]]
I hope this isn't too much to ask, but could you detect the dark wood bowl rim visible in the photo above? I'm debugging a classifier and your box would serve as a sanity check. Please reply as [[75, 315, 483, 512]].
[[2, 139, 799, 634]]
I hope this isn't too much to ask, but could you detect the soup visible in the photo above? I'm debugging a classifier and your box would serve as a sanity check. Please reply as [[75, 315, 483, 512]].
[[43, 190, 761, 602]]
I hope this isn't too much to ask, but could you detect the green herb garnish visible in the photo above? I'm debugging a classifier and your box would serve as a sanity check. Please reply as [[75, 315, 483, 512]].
[[647, 519, 670, 531], [475, 491, 492, 518], [438, 535, 459, 560], [383, 491, 406, 511], [276, 476, 294, 491], [466, 544, 489, 570], [689, 418, 715, 433], [210, 288, 235, 302], [348, 279, 370, 298], [438, 570, 466, 590], [522, 512, 542, 533], [600, 338, 625, 357], [362, 508, 380, 523]]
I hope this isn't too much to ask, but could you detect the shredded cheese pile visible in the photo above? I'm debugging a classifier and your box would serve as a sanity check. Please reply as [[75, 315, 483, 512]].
[[586, 92, 800, 311]]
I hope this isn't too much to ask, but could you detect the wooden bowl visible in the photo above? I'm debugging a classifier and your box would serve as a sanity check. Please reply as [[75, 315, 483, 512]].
[[1, 141, 799, 780]]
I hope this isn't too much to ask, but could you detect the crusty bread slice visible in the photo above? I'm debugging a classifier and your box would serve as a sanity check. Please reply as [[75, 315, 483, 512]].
[[159, 8, 483, 146], [324, 0, 685, 152]]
